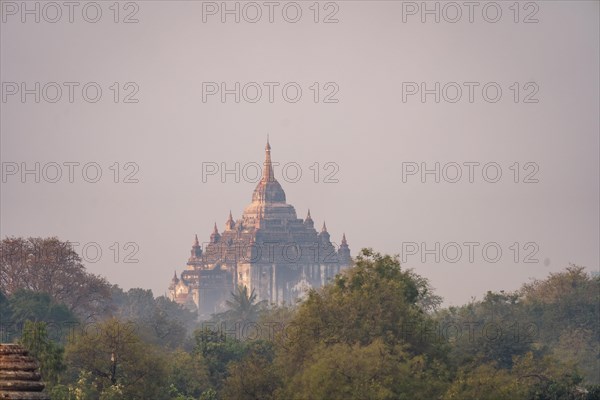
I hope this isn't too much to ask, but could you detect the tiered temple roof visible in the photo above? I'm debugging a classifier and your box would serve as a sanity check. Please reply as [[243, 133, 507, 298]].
[[0, 344, 49, 400], [169, 140, 352, 316]]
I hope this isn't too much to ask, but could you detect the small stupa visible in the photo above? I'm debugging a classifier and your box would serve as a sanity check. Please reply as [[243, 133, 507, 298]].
[[0, 344, 50, 400]]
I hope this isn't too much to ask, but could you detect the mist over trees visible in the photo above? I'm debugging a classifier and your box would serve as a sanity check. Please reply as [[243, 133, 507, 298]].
[[1, 237, 598, 399]]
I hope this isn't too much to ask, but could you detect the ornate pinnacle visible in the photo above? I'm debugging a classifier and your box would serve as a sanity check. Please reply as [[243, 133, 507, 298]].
[[226, 211, 235, 230], [263, 138, 274, 182]]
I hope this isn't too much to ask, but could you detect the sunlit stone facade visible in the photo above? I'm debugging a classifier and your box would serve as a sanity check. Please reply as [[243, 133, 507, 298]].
[[168, 141, 352, 318]]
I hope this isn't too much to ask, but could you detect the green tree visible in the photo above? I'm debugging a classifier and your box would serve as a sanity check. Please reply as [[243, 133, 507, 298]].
[[274, 249, 450, 399], [443, 362, 525, 400], [111, 286, 196, 348], [9, 290, 77, 329], [0, 290, 13, 341], [210, 285, 267, 327], [443, 352, 592, 400], [19, 320, 67, 389], [520, 265, 600, 385], [438, 290, 535, 370], [438, 266, 599, 383], [552, 328, 600, 385], [221, 340, 279, 400], [193, 328, 248, 390], [166, 349, 210, 399], [65, 318, 169, 399]]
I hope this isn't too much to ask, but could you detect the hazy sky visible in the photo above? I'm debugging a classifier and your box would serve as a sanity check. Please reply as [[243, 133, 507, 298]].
[[1, 0, 598, 305]]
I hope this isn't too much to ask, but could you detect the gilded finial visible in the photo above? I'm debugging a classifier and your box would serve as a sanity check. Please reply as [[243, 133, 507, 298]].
[[263, 137, 274, 182]]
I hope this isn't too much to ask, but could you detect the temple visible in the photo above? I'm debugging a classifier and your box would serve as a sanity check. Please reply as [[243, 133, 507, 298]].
[[169, 140, 352, 318]]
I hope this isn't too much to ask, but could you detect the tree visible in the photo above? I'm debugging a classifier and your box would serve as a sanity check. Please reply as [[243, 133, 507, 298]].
[[0, 289, 77, 345], [278, 249, 445, 358], [221, 341, 279, 400], [0, 237, 112, 319], [437, 290, 535, 370], [444, 352, 593, 400], [211, 285, 267, 325], [110, 286, 196, 348], [518, 266, 600, 386], [8, 290, 76, 325], [436, 264, 600, 398], [520, 265, 599, 340], [193, 328, 248, 390], [274, 248, 451, 399], [166, 349, 210, 399], [443, 362, 525, 400], [0, 290, 13, 341], [19, 320, 67, 389], [552, 328, 600, 386], [405, 269, 443, 313], [65, 317, 169, 399]]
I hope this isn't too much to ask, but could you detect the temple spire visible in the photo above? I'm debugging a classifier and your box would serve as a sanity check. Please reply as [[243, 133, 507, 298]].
[[171, 270, 179, 285], [210, 222, 221, 243], [263, 137, 274, 183], [191, 234, 202, 259], [226, 211, 235, 230], [318, 221, 330, 242], [250, 140, 287, 204], [304, 209, 314, 228], [338, 232, 351, 265]]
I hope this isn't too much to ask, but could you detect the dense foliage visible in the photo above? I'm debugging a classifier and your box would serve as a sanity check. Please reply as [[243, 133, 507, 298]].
[[1, 238, 598, 399], [1, 237, 112, 319]]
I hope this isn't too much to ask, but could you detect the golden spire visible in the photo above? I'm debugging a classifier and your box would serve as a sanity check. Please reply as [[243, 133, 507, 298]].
[[263, 137, 274, 183]]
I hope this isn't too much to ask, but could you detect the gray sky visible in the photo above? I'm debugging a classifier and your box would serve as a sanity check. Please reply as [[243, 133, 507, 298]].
[[1, 0, 598, 305]]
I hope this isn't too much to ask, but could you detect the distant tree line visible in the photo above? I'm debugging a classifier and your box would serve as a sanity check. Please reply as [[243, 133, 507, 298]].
[[1, 237, 598, 399]]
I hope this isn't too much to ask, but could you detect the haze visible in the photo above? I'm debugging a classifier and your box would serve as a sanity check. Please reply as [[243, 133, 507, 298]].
[[1, 0, 598, 306]]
